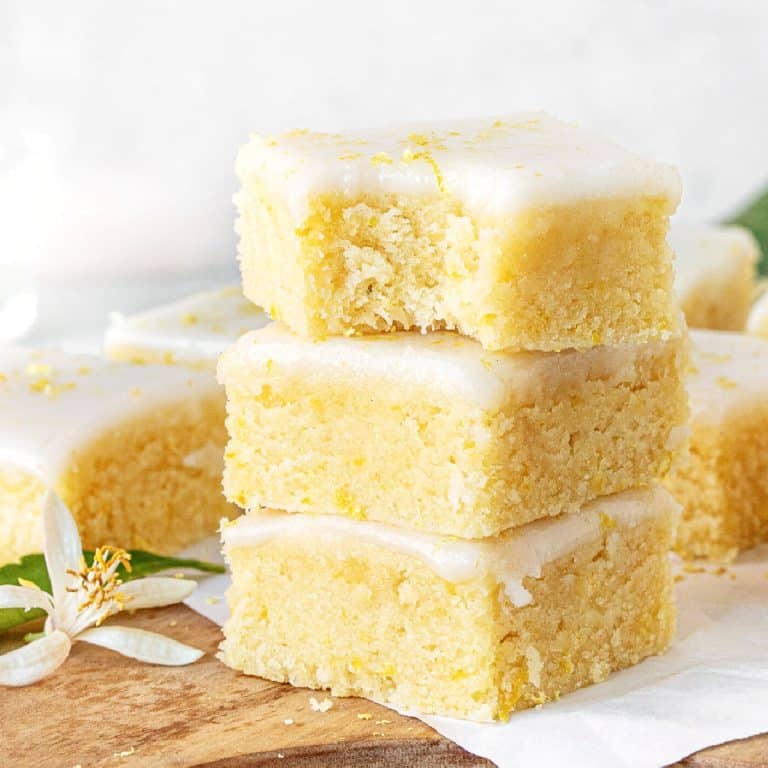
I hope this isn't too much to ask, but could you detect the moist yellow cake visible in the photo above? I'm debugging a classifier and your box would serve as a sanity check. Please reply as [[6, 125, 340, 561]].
[[236, 114, 681, 352], [104, 285, 269, 370], [747, 290, 768, 338], [664, 330, 768, 561], [672, 224, 758, 331], [0, 347, 231, 565], [220, 486, 678, 721], [219, 323, 688, 538]]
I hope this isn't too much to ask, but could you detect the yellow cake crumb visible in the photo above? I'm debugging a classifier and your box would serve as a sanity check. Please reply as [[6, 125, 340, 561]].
[[665, 330, 768, 560], [672, 224, 758, 331], [220, 325, 687, 537], [716, 376, 737, 389], [370, 152, 393, 166], [221, 489, 677, 721], [600, 513, 617, 530], [235, 116, 680, 351], [309, 696, 333, 712], [0, 348, 233, 565]]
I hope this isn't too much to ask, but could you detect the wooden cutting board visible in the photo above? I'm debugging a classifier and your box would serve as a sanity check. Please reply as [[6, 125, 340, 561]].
[[1, 604, 766, 768]]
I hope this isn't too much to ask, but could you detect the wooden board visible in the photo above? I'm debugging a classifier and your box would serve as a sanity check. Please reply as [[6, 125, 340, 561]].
[[1, 605, 766, 768]]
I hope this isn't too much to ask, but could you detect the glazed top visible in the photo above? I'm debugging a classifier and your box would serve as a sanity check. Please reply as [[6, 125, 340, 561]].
[[223, 486, 677, 608], [219, 321, 684, 412], [105, 285, 268, 368], [237, 113, 681, 220], [688, 329, 768, 423], [0, 346, 219, 482], [672, 224, 758, 299], [747, 292, 768, 337]]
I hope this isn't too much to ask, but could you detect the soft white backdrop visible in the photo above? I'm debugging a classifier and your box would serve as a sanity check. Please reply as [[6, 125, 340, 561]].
[[1, 0, 767, 331]]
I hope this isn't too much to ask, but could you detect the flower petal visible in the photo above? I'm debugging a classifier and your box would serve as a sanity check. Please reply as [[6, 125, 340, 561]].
[[42, 491, 83, 605], [0, 629, 71, 686], [77, 626, 204, 665], [0, 585, 54, 614], [119, 577, 197, 610]]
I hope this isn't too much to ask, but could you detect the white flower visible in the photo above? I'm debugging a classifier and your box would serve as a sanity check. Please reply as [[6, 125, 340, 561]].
[[0, 492, 204, 686]]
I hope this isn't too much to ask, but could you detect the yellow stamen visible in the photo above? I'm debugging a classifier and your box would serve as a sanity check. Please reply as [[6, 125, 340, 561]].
[[65, 546, 133, 621]]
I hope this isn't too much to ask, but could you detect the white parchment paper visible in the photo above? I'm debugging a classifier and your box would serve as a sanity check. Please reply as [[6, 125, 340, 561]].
[[182, 540, 768, 768]]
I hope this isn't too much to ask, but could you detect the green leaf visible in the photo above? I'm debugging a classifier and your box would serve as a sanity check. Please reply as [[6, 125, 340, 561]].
[[0, 555, 52, 632], [0, 550, 224, 633], [112, 550, 225, 580], [724, 186, 768, 275]]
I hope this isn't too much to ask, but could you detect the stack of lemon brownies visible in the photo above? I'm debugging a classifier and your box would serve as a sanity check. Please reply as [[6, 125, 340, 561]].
[[218, 115, 689, 721]]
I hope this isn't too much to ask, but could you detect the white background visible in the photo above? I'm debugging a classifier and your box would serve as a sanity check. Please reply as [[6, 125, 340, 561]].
[[1, 0, 767, 278]]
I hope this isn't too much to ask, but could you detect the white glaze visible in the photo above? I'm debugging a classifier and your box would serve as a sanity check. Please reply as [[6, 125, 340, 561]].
[[237, 114, 681, 221], [222, 486, 675, 607], [219, 321, 679, 411], [747, 292, 768, 337], [688, 329, 768, 423], [672, 224, 758, 300], [0, 346, 220, 483], [104, 285, 269, 366]]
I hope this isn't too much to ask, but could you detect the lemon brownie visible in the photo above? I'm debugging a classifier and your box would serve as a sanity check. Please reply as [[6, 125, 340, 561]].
[[665, 330, 768, 561], [221, 486, 677, 721], [0, 347, 231, 564], [105, 285, 269, 370], [746, 291, 768, 338], [220, 323, 688, 538], [672, 224, 758, 331], [236, 114, 681, 351]]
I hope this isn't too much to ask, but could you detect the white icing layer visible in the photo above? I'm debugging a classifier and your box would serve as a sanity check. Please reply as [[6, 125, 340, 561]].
[[672, 224, 758, 300], [688, 329, 768, 423], [237, 114, 681, 221], [0, 346, 220, 483], [104, 285, 268, 366], [219, 321, 679, 411], [747, 292, 768, 337], [222, 486, 675, 607]]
